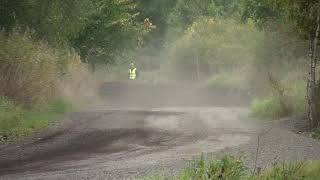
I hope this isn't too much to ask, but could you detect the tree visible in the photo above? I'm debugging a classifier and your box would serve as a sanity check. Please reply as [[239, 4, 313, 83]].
[[168, 18, 262, 81], [241, 0, 320, 128], [72, 0, 147, 71], [0, 0, 151, 72], [136, 0, 176, 45], [0, 0, 90, 42], [167, 0, 242, 38]]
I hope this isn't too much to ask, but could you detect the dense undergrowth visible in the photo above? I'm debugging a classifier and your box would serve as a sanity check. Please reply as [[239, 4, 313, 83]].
[[0, 97, 74, 142], [0, 31, 98, 142], [250, 81, 306, 120], [312, 128, 320, 139], [143, 155, 320, 180]]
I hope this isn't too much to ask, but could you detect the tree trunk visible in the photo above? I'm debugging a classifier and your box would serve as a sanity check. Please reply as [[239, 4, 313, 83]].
[[195, 52, 200, 81], [314, 15, 320, 128], [90, 61, 96, 74], [307, 15, 320, 129]]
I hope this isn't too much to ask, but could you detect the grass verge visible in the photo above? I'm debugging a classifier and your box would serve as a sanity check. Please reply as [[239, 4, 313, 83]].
[[0, 97, 74, 142], [311, 128, 320, 139], [250, 80, 306, 120], [250, 97, 285, 120], [143, 155, 320, 180]]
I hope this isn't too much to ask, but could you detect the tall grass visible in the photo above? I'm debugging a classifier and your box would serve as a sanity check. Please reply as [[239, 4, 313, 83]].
[[311, 128, 320, 139], [0, 30, 92, 106], [250, 98, 285, 120], [0, 30, 62, 106], [250, 80, 306, 120], [0, 97, 24, 138], [0, 30, 97, 141], [0, 97, 74, 141], [179, 155, 248, 180], [143, 156, 320, 180]]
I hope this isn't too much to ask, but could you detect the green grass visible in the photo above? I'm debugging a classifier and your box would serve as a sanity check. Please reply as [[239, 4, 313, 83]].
[[250, 98, 285, 120], [143, 156, 320, 180], [0, 97, 74, 142], [179, 155, 248, 180], [250, 80, 306, 120], [311, 128, 320, 139], [256, 161, 320, 180], [286, 80, 306, 117]]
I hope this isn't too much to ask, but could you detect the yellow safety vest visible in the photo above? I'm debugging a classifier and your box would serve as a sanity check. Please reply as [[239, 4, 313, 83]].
[[129, 68, 137, 80]]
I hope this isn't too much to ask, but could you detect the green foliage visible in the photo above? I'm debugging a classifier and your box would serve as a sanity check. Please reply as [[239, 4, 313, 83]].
[[241, 0, 320, 38], [167, 0, 243, 37], [0, 97, 74, 142], [250, 98, 285, 120], [167, 18, 262, 81], [46, 99, 74, 114], [73, 0, 148, 67], [286, 81, 306, 116], [179, 155, 248, 180], [0, 30, 80, 106], [1, 0, 149, 69], [257, 162, 320, 180], [143, 156, 320, 180], [311, 128, 320, 139], [1, 0, 90, 42], [241, 0, 282, 28], [137, 0, 177, 41], [0, 97, 24, 137], [250, 79, 306, 120]]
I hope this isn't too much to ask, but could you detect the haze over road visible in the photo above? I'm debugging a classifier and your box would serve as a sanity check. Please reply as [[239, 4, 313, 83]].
[[0, 83, 263, 180]]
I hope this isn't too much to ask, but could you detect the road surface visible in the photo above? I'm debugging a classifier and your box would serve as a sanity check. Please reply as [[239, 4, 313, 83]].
[[1, 83, 319, 179]]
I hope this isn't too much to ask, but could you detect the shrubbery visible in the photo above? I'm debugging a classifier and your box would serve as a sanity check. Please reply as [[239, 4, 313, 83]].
[[166, 18, 262, 82], [0, 30, 95, 141], [250, 80, 306, 120], [250, 97, 285, 120], [0, 97, 24, 139], [0, 97, 74, 141], [312, 128, 320, 139], [143, 155, 320, 180], [0, 30, 72, 107]]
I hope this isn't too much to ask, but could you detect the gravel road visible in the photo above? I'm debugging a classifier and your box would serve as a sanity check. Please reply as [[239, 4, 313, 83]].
[[0, 83, 319, 180]]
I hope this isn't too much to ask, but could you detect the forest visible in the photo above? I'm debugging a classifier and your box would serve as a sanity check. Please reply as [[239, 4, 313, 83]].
[[1, 0, 320, 179]]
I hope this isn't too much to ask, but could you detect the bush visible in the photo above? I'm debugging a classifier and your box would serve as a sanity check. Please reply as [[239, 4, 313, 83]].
[[257, 162, 320, 180], [143, 156, 320, 180], [311, 128, 320, 139], [0, 30, 98, 141], [179, 155, 248, 180], [0, 97, 74, 141], [250, 79, 306, 120], [167, 18, 263, 82], [0, 97, 24, 138], [286, 80, 306, 117], [250, 97, 287, 120], [0, 30, 75, 107]]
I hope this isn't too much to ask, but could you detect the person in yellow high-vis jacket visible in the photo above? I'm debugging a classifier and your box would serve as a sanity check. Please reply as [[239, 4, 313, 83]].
[[128, 62, 138, 80]]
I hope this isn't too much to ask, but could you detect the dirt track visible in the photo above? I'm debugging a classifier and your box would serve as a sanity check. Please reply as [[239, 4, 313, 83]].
[[0, 83, 319, 180]]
